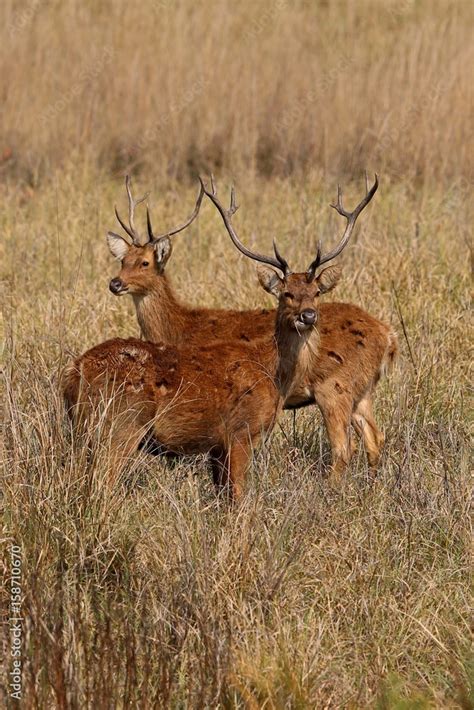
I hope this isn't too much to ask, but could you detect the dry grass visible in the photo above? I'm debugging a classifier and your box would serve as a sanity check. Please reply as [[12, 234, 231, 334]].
[[1, 0, 473, 184], [1, 168, 472, 707], [1, 0, 473, 707]]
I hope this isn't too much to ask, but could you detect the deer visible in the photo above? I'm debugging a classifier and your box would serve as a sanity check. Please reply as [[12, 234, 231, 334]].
[[105, 174, 397, 475], [106, 175, 273, 345], [64, 177, 396, 497]]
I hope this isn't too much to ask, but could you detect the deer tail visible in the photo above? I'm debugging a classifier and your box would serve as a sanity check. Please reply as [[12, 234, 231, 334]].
[[380, 327, 398, 379]]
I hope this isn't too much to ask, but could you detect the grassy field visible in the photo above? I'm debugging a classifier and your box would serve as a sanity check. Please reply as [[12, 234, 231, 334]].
[[1, 0, 473, 708], [2, 171, 472, 707], [1, 0, 473, 184]]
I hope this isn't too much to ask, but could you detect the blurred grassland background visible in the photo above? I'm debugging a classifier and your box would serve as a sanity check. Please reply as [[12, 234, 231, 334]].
[[1, 0, 473, 707], [1, 0, 473, 184]]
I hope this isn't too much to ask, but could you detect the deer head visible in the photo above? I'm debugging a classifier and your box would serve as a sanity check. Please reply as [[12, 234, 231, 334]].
[[200, 174, 379, 333], [107, 176, 204, 296]]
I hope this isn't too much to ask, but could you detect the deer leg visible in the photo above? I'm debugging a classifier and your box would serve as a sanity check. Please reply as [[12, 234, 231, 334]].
[[212, 440, 251, 501], [316, 393, 353, 485], [351, 395, 384, 470], [94, 426, 142, 485], [227, 441, 251, 501], [109, 436, 141, 474], [105, 404, 154, 482], [209, 448, 227, 490]]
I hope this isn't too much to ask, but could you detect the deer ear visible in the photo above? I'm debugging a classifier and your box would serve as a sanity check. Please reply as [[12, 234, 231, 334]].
[[257, 266, 284, 298], [153, 237, 172, 269], [317, 265, 342, 294], [107, 231, 130, 260]]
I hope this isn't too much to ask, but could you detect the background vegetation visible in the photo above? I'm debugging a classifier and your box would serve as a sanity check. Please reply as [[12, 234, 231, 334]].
[[1, 0, 473, 184], [1, 0, 472, 707]]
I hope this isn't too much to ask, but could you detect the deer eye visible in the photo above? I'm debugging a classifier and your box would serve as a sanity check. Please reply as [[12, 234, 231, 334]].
[[141, 260, 150, 267]]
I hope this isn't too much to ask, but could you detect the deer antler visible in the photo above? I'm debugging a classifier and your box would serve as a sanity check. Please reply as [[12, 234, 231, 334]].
[[307, 173, 379, 281], [114, 175, 149, 246], [146, 181, 205, 244], [200, 175, 291, 276]]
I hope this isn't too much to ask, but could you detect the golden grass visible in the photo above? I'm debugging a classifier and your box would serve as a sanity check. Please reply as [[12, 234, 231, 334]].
[[1, 0, 473, 184], [2, 167, 472, 706]]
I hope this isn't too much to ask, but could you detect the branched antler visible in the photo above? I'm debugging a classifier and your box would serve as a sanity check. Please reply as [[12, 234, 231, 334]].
[[146, 181, 205, 244], [200, 175, 291, 276], [306, 173, 378, 281], [113, 175, 204, 247], [114, 175, 149, 246]]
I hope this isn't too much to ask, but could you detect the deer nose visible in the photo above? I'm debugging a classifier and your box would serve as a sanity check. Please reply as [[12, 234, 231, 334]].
[[109, 278, 124, 294], [300, 309, 317, 325]]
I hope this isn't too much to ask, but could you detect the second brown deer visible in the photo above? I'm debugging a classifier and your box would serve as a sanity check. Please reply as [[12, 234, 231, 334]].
[[106, 176, 273, 344]]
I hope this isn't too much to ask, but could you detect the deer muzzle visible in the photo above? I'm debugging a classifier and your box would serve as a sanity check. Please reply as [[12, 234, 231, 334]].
[[109, 278, 128, 295], [299, 309, 317, 326]]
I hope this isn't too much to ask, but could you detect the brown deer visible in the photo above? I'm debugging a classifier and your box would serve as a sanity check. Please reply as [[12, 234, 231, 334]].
[[106, 176, 273, 345], [64, 177, 396, 497], [106, 175, 397, 474]]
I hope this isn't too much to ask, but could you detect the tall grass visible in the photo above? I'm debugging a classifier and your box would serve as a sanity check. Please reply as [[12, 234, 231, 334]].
[[2, 169, 472, 705], [1, 0, 473, 185]]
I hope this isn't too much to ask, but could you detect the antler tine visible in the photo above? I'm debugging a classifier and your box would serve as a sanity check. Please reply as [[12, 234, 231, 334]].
[[229, 185, 238, 216], [273, 240, 290, 275], [306, 240, 322, 282], [320, 173, 379, 268], [146, 205, 154, 242], [206, 174, 239, 218], [331, 182, 349, 218], [114, 175, 149, 246], [114, 206, 134, 241], [147, 180, 205, 243], [200, 175, 291, 276], [214, 176, 239, 218], [126, 175, 149, 240]]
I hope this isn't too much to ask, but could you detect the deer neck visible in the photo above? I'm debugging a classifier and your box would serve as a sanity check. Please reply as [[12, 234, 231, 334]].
[[132, 275, 187, 346], [274, 315, 320, 399]]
